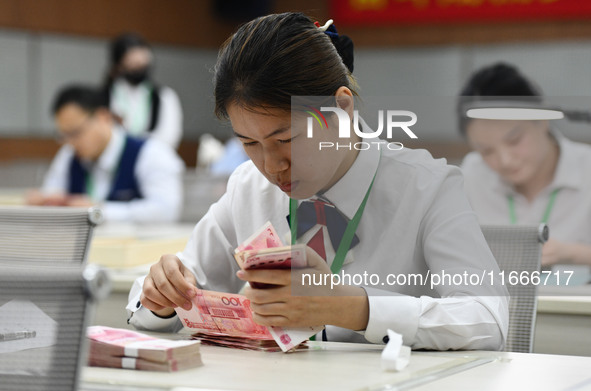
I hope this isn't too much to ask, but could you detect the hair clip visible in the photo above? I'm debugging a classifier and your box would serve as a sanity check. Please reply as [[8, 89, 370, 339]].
[[315, 19, 354, 73], [316, 19, 334, 32]]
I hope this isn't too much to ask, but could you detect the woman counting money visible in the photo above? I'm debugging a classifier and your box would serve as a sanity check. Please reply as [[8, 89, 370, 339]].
[[127, 12, 508, 350]]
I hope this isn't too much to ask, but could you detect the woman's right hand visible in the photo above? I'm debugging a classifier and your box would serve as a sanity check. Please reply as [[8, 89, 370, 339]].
[[140, 254, 198, 317]]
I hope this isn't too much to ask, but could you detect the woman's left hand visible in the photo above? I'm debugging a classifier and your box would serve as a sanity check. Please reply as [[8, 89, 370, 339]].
[[66, 195, 95, 207], [237, 246, 368, 330], [542, 239, 571, 266]]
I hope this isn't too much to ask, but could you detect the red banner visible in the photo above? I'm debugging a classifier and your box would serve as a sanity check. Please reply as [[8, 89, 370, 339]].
[[330, 0, 591, 26]]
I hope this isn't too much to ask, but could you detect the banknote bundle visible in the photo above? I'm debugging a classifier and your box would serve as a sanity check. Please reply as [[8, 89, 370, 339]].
[[175, 222, 323, 353], [234, 243, 307, 271], [87, 326, 202, 372], [176, 289, 286, 352], [190, 332, 308, 352]]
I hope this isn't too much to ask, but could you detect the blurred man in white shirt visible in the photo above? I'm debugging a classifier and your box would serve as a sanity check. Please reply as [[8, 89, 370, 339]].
[[27, 84, 185, 223]]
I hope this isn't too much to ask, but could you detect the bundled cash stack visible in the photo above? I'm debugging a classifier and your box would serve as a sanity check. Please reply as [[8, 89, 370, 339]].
[[176, 289, 281, 352], [175, 222, 323, 353], [191, 333, 295, 352], [176, 288, 306, 352], [87, 326, 202, 372]]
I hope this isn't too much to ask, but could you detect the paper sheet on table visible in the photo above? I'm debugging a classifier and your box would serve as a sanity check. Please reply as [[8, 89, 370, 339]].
[[382, 329, 411, 372], [0, 300, 57, 354]]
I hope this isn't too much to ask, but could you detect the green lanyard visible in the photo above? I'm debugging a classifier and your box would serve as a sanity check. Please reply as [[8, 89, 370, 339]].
[[84, 137, 129, 201], [113, 82, 152, 134], [289, 168, 377, 275], [507, 188, 560, 225], [290, 157, 378, 342], [85, 173, 95, 200]]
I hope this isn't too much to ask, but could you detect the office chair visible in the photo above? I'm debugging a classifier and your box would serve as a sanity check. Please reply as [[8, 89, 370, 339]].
[[0, 261, 110, 391], [480, 224, 548, 353], [0, 206, 103, 263]]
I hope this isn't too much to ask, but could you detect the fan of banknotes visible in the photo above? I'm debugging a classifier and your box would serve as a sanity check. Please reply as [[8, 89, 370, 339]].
[[87, 326, 202, 372], [175, 222, 324, 352]]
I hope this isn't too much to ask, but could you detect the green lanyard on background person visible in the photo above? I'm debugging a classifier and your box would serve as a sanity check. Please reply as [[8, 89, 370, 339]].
[[112, 82, 152, 135], [507, 188, 560, 225], [83, 138, 129, 202], [85, 173, 96, 200]]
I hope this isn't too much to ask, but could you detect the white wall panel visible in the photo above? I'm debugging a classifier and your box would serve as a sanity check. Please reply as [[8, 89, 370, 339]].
[[0, 31, 30, 134]]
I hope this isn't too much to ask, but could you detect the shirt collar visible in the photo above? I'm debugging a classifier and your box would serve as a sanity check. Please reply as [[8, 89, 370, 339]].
[[322, 121, 381, 220], [113, 78, 151, 94], [95, 126, 126, 173], [548, 130, 582, 191]]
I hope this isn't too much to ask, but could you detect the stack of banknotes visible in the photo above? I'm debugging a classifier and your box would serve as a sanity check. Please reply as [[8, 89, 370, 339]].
[[175, 222, 323, 352], [87, 326, 202, 371]]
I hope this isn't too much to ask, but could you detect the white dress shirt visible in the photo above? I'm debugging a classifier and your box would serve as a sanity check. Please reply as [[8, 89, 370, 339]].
[[111, 79, 183, 149], [42, 127, 185, 223], [128, 140, 508, 351], [462, 133, 591, 245]]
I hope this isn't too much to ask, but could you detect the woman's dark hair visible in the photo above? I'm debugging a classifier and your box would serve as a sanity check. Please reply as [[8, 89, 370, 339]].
[[457, 62, 543, 136], [214, 12, 357, 119], [51, 85, 108, 115], [102, 33, 152, 88], [110, 33, 150, 67]]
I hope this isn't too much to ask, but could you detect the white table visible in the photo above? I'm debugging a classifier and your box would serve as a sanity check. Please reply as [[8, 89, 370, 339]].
[[87, 222, 591, 356], [534, 285, 591, 357], [93, 263, 591, 357], [80, 341, 591, 391]]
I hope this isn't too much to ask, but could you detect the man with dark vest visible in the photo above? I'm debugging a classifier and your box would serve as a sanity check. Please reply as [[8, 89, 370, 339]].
[[27, 85, 184, 222]]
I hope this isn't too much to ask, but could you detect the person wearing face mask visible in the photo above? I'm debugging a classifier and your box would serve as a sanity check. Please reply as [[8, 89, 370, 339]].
[[459, 63, 591, 269], [104, 33, 183, 149], [126, 13, 508, 351]]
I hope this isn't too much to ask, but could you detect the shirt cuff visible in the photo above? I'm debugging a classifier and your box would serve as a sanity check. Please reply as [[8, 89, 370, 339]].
[[127, 303, 181, 332], [101, 202, 131, 222], [126, 281, 180, 332], [362, 286, 421, 346]]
